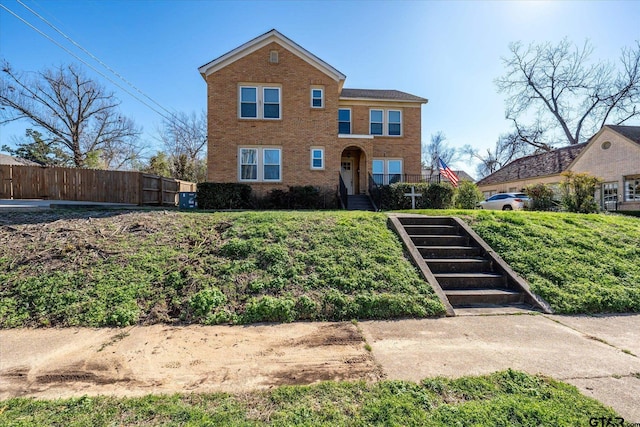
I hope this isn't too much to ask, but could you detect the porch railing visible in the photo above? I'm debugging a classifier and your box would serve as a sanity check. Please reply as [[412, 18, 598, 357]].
[[338, 173, 348, 209], [371, 173, 442, 186], [368, 173, 381, 211]]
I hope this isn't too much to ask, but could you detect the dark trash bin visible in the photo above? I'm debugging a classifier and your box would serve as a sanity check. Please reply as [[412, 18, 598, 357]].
[[179, 192, 197, 209]]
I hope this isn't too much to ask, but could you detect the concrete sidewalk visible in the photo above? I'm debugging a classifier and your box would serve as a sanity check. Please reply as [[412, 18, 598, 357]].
[[360, 313, 640, 422], [0, 199, 137, 210], [1, 313, 638, 422]]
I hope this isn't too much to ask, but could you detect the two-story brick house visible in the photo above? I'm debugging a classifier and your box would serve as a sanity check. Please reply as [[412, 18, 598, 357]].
[[198, 29, 427, 199]]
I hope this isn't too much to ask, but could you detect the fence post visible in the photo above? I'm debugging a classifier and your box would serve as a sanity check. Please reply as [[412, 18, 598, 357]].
[[138, 172, 144, 206]]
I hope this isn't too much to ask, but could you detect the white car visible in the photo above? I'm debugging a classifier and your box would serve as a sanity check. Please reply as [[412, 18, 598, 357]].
[[478, 193, 530, 211]]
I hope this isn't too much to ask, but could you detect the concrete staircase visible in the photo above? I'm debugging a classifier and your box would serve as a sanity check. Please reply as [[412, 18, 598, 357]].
[[347, 195, 375, 211], [389, 215, 551, 315]]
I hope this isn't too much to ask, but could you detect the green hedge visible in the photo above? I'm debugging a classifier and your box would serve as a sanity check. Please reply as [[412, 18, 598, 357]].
[[379, 183, 454, 210], [197, 182, 253, 210]]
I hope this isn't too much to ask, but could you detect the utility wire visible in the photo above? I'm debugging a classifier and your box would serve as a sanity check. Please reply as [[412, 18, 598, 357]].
[[1, 1, 200, 139], [16, 0, 184, 124]]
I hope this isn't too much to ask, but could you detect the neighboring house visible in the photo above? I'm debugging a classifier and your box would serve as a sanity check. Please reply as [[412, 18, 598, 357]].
[[0, 154, 39, 166], [421, 168, 475, 184], [198, 29, 427, 197], [476, 125, 640, 211]]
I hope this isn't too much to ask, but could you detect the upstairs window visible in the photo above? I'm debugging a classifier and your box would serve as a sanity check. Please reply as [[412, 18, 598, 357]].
[[388, 110, 402, 136], [370, 110, 383, 135], [240, 87, 257, 118], [370, 109, 402, 136], [311, 88, 324, 108], [338, 108, 351, 134], [239, 85, 281, 119]]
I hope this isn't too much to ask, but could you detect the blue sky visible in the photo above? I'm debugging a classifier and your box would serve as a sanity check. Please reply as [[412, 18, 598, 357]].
[[1, 0, 639, 175]]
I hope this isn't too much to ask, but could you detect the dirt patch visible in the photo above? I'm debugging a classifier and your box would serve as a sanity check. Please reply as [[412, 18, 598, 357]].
[[0, 322, 382, 399]]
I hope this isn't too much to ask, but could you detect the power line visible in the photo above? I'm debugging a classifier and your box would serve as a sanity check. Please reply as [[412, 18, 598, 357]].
[[15, 0, 183, 123], [1, 1, 200, 138]]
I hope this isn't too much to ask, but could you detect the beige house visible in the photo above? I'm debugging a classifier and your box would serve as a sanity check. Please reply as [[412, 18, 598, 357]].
[[476, 125, 640, 211], [198, 30, 427, 198]]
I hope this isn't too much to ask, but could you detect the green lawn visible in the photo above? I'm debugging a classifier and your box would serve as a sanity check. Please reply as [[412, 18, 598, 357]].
[[0, 210, 444, 327], [1, 209, 639, 328], [412, 209, 640, 314], [0, 370, 618, 426]]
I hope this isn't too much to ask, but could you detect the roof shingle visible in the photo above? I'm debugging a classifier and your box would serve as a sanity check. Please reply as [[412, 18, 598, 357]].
[[340, 88, 427, 103], [607, 125, 640, 145], [476, 143, 587, 186]]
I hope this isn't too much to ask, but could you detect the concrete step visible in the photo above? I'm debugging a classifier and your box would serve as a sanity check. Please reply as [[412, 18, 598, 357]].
[[453, 304, 538, 316], [347, 195, 374, 211], [402, 225, 459, 235], [411, 235, 469, 246], [398, 216, 453, 226], [418, 246, 482, 259], [435, 272, 506, 289], [445, 289, 524, 306], [426, 258, 491, 273]]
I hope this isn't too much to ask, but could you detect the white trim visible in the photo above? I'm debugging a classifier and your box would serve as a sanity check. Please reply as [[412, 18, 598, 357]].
[[339, 96, 427, 104], [311, 87, 324, 109], [199, 29, 346, 82], [338, 107, 351, 135], [369, 108, 402, 137], [310, 147, 324, 170], [238, 85, 281, 120], [338, 134, 374, 139], [238, 146, 282, 182]]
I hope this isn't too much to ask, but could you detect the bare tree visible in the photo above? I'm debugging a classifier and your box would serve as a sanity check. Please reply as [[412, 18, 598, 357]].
[[422, 131, 459, 179], [157, 111, 207, 182], [463, 132, 536, 179], [0, 62, 141, 168], [496, 39, 640, 147]]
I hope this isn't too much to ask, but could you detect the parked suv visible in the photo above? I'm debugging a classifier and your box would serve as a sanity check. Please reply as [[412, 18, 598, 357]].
[[477, 193, 530, 210]]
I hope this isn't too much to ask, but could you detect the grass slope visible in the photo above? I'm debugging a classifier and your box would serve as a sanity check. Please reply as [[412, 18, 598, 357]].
[[0, 210, 444, 327], [0, 370, 617, 426], [413, 210, 640, 314]]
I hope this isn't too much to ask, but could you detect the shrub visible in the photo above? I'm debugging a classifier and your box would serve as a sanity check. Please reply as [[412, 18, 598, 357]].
[[424, 183, 454, 209], [197, 182, 253, 210], [560, 172, 601, 213], [454, 181, 483, 209], [377, 183, 453, 210], [525, 183, 557, 211], [242, 296, 296, 323]]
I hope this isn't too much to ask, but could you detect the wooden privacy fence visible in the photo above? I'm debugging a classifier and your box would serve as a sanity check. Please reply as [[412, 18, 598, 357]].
[[0, 165, 196, 206]]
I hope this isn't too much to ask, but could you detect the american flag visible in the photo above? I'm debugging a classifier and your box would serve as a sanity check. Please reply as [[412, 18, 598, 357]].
[[438, 158, 459, 187]]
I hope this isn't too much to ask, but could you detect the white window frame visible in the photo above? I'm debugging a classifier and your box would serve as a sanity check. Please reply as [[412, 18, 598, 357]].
[[238, 147, 282, 182], [369, 109, 402, 136], [372, 158, 403, 185], [238, 85, 281, 120], [310, 147, 324, 170], [370, 109, 384, 135], [338, 108, 351, 134], [387, 110, 402, 136], [624, 178, 640, 202], [311, 87, 324, 109]]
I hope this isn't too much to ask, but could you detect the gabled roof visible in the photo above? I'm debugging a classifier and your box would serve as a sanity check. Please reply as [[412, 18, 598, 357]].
[[198, 29, 346, 82], [606, 125, 640, 145], [341, 88, 428, 103], [0, 153, 39, 166], [476, 143, 587, 186]]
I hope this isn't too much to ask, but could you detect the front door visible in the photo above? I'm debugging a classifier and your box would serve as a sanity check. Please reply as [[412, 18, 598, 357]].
[[341, 160, 354, 195]]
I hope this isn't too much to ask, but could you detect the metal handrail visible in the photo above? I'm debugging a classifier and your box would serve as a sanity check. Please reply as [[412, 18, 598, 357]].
[[368, 173, 381, 211], [338, 173, 348, 209]]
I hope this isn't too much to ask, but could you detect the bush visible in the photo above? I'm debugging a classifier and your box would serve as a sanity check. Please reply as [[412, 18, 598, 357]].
[[197, 182, 253, 210], [454, 181, 483, 209], [560, 172, 601, 213], [263, 186, 337, 209], [378, 183, 454, 210], [424, 183, 454, 209], [525, 183, 557, 211]]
